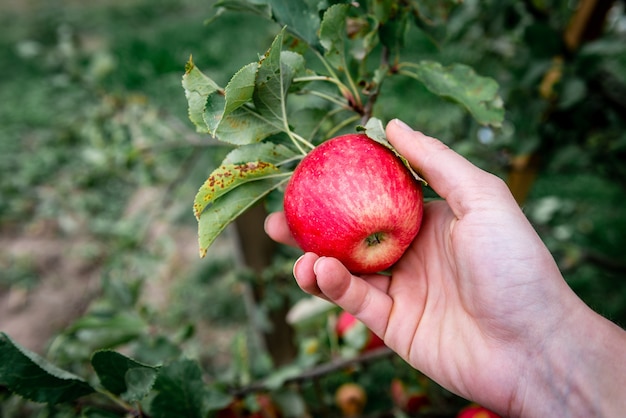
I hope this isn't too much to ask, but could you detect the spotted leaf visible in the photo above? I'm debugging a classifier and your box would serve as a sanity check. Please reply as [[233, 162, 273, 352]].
[[193, 142, 298, 256]]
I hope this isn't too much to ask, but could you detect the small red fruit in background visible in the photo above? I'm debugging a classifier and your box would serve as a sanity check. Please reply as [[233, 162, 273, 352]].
[[283, 133, 423, 274], [457, 404, 501, 418], [390, 378, 430, 415], [336, 310, 385, 352], [335, 382, 367, 417], [216, 394, 281, 418]]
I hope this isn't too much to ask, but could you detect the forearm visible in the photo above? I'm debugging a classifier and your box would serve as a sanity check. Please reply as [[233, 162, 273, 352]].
[[514, 304, 626, 417]]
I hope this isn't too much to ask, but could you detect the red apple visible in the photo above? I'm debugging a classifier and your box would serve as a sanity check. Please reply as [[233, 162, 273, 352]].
[[216, 394, 281, 418], [390, 378, 430, 414], [283, 133, 423, 274], [335, 382, 367, 417], [457, 404, 501, 418], [336, 311, 385, 352]]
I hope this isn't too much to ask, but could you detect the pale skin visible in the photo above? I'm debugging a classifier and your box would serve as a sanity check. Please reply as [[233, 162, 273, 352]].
[[265, 119, 626, 417]]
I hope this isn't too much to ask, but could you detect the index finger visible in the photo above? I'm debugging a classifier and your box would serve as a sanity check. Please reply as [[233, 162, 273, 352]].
[[385, 119, 515, 218], [264, 211, 298, 247]]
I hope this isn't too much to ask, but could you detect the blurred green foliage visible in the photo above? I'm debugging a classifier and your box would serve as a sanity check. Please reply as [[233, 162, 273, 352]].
[[1, 0, 625, 417]]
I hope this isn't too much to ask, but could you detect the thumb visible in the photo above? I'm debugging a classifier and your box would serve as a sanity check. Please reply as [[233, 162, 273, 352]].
[[312, 256, 393, 339]]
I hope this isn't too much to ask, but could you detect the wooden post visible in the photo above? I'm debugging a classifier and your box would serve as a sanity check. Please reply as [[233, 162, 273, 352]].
[[234, 203, 297, 366], [506, 0, 615, 205]]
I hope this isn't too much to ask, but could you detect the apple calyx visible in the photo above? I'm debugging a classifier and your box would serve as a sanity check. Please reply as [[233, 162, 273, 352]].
[[365, 232, 385, 247]]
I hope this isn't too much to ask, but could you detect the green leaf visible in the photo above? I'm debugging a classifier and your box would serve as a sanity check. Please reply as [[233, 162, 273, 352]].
[[193, 142, 297, 219], [359, 117, 386, 143], [64, 311, 147, 349], [343, 320, 369, 350], [151, 359, 230, 418], [412, 0, 462, 26], [91, 350, 159, 402], [267, 0, 322, 50], [193, 143, 297, 257], [215, 0, 323, 50], [281, 50, 307, 90], [224, 62, 258, 115], [411, 0, 462, 43], [214, 107, 281, 144], [0, 332, 95, 404], [220, 61, 280, 143], [183, 32, 307, 145], [319, 4, 350, 70], [373, 1, 409, 51], [358, 117, 426, 184], [222, 141, 298, 165], [213, 0, 272, 19], [194, 141, 298, 258], [204, 91, 227, 134], [198, 176, 290, 258], [182, 57, 222, 134], [402, 60, 505, 127], [125, 368, 159, 403], [263, 364, 303, 390], [194, 162, 280, 219], [81, 407, 123, 418], [253, 29, 305, 123]]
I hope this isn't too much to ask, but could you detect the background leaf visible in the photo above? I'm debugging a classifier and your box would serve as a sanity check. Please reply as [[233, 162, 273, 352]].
[[319, 4, 350, 70], [63, 311, 147, 349], [413, 0, 462, 26], [213, 0, 272, 19], [91, 350, 159, 402], [0, 332, 95, 404], [267, 0, 322, 50], [401, 60, 505, 127], [150, 359, 229, 418]]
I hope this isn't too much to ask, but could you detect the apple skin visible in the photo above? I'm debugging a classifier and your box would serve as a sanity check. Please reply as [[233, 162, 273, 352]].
[[216, 394, 281, 418], [283, 133, 423, 274], [390, 378, 430, 414], [335, 382, 367, 417], [457, 404, 501, 418], [336, 310, 385, 352]]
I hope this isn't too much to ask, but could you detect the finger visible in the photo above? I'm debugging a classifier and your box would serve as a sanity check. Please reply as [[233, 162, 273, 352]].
[[264, 211, 299, 247], [386, 119, 515, 217], [293, 253, 391, 300], [293, 252, 325, 298], [312, 257, 393, 339]]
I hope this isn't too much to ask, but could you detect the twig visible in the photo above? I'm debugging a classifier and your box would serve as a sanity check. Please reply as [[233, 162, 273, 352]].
[[232, 346, 396, 396]]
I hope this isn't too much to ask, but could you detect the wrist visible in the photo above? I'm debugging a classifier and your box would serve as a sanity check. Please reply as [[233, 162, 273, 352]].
[[513, 301, 626, 417]]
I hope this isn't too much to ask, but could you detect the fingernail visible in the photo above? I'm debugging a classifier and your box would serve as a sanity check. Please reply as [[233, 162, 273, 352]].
[[263, 213, 271, 233], [392, 118, 414, 132], [313, 256, 326, 276], [293, 254, 305, 278]]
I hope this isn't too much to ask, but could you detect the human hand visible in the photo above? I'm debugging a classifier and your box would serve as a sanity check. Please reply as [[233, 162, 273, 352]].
[[265, 119, 626, 416]]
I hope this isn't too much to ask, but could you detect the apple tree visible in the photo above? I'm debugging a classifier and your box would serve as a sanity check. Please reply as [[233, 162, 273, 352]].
[[2, 0, 625, 417], [183, 0, 503, 379]]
